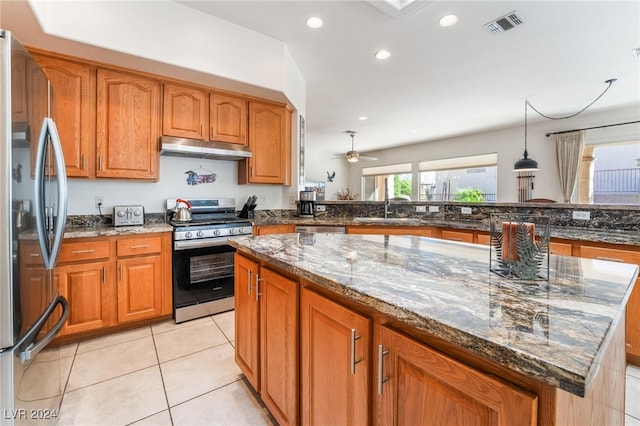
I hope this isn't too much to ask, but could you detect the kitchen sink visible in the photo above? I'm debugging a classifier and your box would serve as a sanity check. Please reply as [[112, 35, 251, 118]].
[[352, 217, 423, 223]]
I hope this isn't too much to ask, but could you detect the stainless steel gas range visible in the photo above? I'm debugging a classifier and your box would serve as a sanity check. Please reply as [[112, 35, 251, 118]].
[[167, 198, 252, 323]]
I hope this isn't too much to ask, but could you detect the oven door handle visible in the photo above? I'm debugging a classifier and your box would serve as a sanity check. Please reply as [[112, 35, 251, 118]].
[[174, 238, 232, 250]]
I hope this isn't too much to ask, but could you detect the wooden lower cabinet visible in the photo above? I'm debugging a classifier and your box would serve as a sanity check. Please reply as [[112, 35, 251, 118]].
[[254, 224, 296, 236], [347, 226, 432, 237], [234, 254, 298, 425], [374, 325, 538, 426], [57, 260, 114, 336], [301, 288, 371, 426], [440, 229, 474, 243]]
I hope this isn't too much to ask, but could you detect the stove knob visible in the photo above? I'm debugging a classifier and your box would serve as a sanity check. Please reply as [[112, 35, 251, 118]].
[[196, 231, 204, 238], [213, 229, 221, 236], [185, 232, 193, 239], [229, 228, 236, 235]]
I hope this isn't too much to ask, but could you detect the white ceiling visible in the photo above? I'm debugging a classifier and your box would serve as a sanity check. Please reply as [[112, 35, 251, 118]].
[[177, 0, 640, 157]]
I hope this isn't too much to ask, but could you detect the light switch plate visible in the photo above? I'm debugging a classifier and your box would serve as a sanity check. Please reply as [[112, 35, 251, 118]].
[[428, 205, 439, 213], [572, 210, 590, 220], [461, 207, 472, 215], [415, 206, 427, 212]]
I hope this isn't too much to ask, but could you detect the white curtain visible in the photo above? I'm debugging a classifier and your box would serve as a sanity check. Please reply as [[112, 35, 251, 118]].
[[555, 130, 586, 203]]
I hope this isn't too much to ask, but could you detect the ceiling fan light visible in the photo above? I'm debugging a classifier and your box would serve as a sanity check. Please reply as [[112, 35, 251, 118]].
[[346, 151, 360, 162]]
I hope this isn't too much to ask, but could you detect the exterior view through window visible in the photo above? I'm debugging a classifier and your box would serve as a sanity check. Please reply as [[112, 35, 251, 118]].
[[418, 153, 498, 202], [362, 163, 412, 201]]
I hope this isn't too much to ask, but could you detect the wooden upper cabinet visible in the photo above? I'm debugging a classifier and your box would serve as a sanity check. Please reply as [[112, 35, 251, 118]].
[[162, 83, 208, 140], [11, 51, 29, 123], [240, 101, 291, 185], [210, 92, 247, 144], [96, 68, 160, 180], [34, 54, 95, 177]]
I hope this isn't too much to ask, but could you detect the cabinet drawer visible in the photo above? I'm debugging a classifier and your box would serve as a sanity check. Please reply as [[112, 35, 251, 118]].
[[20, 242, 44, 265], [579, 245, 640, 265], [476, 233, 491, 245], [117, 236, 162, 257], [440, 230, 474, 243], [550, 242, 573, 256], [59, 240, 110, 263]]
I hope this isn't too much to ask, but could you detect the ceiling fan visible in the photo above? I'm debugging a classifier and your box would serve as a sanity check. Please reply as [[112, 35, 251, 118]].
[[331, 130, 378, 163]]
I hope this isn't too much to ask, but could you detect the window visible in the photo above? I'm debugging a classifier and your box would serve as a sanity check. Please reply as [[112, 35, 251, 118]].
[[579, 141, 640, 205], [418, 153, 497, 202], [362, 163, 412, 201]]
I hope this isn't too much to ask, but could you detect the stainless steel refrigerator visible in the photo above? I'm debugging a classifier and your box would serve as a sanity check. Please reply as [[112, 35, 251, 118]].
[[0, 30, 70, 425]]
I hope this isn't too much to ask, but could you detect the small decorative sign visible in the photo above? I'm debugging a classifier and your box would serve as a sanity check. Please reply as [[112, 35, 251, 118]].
[[185, 167, 216, 186], [490, 214, 550, 281]]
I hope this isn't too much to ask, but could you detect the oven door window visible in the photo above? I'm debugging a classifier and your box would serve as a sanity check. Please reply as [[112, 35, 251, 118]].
[[173, 245, 235, 309]]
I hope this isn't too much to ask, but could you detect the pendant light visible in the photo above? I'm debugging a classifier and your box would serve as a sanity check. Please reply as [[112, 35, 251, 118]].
[[513, 100, 539, 172], [513, 79, 616, 172]]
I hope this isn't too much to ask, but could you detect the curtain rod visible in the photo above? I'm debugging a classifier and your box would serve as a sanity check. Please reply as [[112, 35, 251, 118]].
[[545, 120, 640, 137]]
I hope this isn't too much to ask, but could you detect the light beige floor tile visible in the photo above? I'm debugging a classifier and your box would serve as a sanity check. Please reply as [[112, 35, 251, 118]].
[[17, 354, 73, 400], [57, 366, 167, 426], [129, 409, 173, 426], [151, 316, 213, 335], [626, 374, 640, 419], [66, 336, 158, 392], [161, 343, 242, 407], [626, 414, 640, 426], [171, 380, 274, 426], [76, 326, 151, 354], [213, 310, 235, 342], [32, 343, 77, 363], [628, 364, 640, 379], [154, 320, 228, 363]]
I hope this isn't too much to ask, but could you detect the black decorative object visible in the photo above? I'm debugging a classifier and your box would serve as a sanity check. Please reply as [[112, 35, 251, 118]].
[[12, 163, 22, 182], [490, 214, 550, 281], [326, 171, 335, 182]]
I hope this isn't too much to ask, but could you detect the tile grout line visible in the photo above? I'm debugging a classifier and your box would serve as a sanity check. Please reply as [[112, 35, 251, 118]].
[[148, 329, 174, 426]]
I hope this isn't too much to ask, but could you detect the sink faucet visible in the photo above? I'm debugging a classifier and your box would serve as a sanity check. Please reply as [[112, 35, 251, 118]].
[[384, 177, 390, 218]]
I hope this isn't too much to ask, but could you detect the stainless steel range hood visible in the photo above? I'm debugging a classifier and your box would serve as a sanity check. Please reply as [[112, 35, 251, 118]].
[[160, 136, 252, 160]]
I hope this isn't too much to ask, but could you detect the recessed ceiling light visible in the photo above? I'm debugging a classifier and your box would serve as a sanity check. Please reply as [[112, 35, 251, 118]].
[[359, 116, 368, 121], [375, 50, 391, 60], [306, 17, 323, 29], [439, 14, 458, 27]]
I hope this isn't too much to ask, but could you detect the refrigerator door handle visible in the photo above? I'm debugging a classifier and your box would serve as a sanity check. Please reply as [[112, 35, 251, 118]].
[[34, 117, 68, 269], [18, 296, 69, 364]]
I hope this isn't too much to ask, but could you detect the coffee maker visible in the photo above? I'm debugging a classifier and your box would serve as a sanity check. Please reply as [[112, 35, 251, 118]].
[[298, 191, 316, 218]]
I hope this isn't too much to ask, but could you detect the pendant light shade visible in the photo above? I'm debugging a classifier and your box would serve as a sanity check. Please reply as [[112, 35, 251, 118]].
[[513, 149, 539, 172]]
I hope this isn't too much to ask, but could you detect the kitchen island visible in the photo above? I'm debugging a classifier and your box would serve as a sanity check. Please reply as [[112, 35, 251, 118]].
[[230, 233, 638, 425]]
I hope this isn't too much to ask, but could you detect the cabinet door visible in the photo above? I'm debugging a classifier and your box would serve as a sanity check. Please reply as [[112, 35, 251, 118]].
[[441, 229, 474, 243], [254, 224, 296, 236], [235, 254, 261, 389], [58, 261, 114, 336], [241, 101, 291, 184], [210, 92, 247, 144], [162, 83, 208, 140], [260, 268, 298, 426], [375, 325, 537, 426], [35, 54, 95, 177], [96, 69, 160, 180], [116, 255, 163, 323], [301, 288, 370, 426]]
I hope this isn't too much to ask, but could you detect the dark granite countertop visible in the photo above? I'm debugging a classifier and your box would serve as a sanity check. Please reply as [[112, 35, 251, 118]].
[[251, 216, 640, 246], [229, 233, 638, 397], [18, 223, 173, 240]]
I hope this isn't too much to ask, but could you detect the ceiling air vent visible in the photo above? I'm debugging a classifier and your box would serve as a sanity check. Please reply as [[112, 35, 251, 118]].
[[484, 11, 524, 35]]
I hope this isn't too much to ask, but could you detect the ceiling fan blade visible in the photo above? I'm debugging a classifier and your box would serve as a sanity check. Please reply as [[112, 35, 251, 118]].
[[359, 155, 378, 160]]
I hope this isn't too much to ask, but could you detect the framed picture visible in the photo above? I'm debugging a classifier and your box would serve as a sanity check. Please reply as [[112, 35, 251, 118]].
[[299, 115, 305, 186]]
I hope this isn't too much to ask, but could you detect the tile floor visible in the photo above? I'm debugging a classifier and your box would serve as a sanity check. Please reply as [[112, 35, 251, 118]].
[[50, 311, 275, 425], [25, 311, 640, 425]]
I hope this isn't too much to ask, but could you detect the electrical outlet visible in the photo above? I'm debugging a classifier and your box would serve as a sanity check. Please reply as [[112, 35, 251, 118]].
[[461, 207, 472, 215], [316, 205, 326, 212], [415, 205, 427, 212], [95, 196, 103, 208], [572, 210, 591, 220], [428, 205, 439, 213], [260, 195, 267, 204], [289, 194, 296, 204]]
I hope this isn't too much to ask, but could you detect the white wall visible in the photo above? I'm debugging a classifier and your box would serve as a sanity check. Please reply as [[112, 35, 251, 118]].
[[68, 156, 298, 215], [344, 105, 639, 203]]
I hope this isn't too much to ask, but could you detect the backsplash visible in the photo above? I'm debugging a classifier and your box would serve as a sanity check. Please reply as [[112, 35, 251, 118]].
[[313, 201, 640, 232]]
